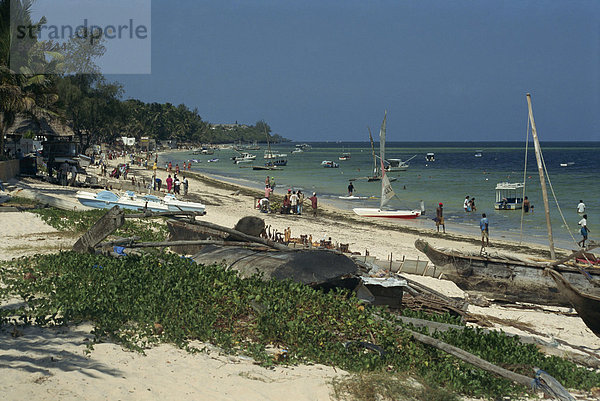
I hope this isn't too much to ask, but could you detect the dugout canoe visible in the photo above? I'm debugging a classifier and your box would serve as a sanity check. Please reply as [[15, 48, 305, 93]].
[[415, 239, 600, 308]]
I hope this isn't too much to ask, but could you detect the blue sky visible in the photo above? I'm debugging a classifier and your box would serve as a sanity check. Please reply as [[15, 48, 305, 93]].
[[56, 1, 600, 141]]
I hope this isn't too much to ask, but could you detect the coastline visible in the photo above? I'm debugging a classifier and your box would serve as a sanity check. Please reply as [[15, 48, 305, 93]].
[[2, 155, 600, 401]]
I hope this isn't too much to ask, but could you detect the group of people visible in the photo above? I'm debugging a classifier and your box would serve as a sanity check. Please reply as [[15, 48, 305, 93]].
[[165, 161, 193, 174], [577, 200, 590, 247], [158, 174, 189, 195], [435, 201, 489, 248], [463, 196, 477, 212], [259, 176, 318, 216]]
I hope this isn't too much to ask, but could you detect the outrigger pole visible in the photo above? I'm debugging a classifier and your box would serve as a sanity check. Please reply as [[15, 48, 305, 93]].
[[526, 93, 555, 260]]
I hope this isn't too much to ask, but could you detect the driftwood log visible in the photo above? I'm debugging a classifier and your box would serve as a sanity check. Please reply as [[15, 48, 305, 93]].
[[375, 314, 571, 399], [73, 206, 125, 253]]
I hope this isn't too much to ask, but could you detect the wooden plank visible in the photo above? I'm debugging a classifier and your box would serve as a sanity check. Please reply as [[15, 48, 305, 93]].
[[187, 220, 291, 251], [72, 206, 125, 253]]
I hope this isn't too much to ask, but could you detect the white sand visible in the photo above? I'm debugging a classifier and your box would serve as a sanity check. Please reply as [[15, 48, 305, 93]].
[[1, 161, 599, 400]]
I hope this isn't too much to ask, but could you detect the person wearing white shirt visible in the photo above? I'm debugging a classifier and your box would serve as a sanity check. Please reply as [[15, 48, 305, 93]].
[[578, 214, 590, 247], [577, 200, 585, 214], [290, 191, 299, 214]]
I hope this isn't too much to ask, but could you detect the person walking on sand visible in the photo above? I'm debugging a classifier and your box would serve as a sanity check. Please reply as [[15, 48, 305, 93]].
[[348, 181, 355, 196], [309, 192, 318, 217], [464, 196, 470, 212], [166, 174, 173, 193], [578, 214, 590, 248], [577, 200, 586, 214], [480, 213, 489, 248], [435, 203, 445, 233]]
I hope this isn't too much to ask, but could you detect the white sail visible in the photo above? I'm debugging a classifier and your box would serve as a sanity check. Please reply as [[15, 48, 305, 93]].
[[381, 173, 395, 207], [379, 111, 395, 207]]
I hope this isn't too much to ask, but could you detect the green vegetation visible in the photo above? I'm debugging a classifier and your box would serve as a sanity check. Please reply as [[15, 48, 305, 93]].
[[1, 207, 599, 400], [31, 207, 168, 242], [2, 251, 599, 399]]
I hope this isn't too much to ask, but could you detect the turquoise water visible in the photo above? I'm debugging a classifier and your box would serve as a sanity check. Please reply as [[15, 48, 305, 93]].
[[159, 142, 599, 250]]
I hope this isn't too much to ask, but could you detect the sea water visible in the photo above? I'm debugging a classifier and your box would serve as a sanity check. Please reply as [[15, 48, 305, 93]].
[[160, 142, 599, 250]]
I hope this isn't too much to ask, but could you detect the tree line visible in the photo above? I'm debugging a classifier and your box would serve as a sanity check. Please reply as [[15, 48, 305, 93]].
[[0, 0, 286, 159]]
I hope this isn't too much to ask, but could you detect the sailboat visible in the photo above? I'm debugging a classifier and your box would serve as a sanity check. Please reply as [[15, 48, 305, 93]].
[[353, 112, 422, 219], [415, 94, 600, 336], [263, 128, 287, 160]]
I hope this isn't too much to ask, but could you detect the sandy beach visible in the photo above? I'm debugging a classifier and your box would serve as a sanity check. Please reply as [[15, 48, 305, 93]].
[[1, 157, 599, 400]]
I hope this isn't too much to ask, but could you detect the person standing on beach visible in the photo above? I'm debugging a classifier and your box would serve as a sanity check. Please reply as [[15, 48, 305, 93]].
[[578, 214, 590, 248], [436, 203, 445, 233], [480, 213, 489, 248], [173, 175, 181, 195], [166, 174, 173, 193], [578, 200, 586, 214], [183, 176, 189, 195], [265, 176, 270, 187], [290, 191, 299, 214], [309, 192, 318, 217], [264, 185, 272, 200], [297, 190, 304, 215], [348, 181, 354, 196], [523, 196, 530, 212], [464, 196, 470, 212], [270, 177, 276, 192]]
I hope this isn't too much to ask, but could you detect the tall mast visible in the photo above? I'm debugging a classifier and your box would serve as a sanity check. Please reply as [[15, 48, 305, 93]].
[[368, 127, 377, 176], [526, 93, 555, 259]]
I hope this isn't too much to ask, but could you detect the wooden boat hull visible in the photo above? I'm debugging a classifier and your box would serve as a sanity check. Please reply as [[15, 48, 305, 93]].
[[545, 268, 600, 337], [353, 208, 421, 219], [415, 239, 600, 307]]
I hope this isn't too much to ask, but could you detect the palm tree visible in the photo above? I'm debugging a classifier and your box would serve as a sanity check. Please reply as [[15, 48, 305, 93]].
[[0, 0, 59, 159]]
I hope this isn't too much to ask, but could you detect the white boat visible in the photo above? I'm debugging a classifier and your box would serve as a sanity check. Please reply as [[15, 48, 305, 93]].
[[338, 195, 369, 200], [75, 190, 206, 214], [232, 152, 256, 163], [494, 182, 524, 210], [384, 155, 416, 172], [560, 162, 574, 167], [291, 148, 303, 154], [426, 152, 435, 162], [338, 152, 351, 161], [162, 194, 206, 213], [474, 150, 483, 157], [353, 112, 422, 219], [321, 160, 339, 168]]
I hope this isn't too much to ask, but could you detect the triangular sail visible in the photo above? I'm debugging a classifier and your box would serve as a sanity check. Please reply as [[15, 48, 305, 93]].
[[379, 111, 395, 207]]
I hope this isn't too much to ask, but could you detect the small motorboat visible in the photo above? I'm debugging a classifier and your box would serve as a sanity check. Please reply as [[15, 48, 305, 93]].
[[338, 152, 351, 161], [321, 160, 339, 168], [208, 158, 219, 163], [426, 152, 435, 162]]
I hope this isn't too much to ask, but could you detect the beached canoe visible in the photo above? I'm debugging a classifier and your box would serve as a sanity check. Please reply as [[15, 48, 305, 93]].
[[415, 239, 600, 307]]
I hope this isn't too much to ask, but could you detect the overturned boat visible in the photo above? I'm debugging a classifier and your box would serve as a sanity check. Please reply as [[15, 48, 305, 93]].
[[167, 218, 407, 306]]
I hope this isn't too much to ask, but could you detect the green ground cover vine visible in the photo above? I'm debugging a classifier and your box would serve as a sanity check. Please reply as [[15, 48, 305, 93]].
[[32, 208, 169, 242], [2, 251, 599, 399]]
